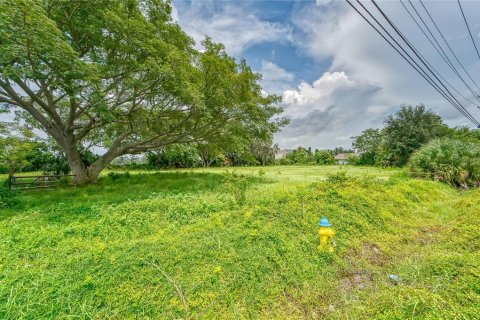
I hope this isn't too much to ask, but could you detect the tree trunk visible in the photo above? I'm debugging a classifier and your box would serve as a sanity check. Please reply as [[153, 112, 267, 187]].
[[7, 164, 14, 177], [65, 150, 119, 185], [86, 150, 119, 182], [65, 146, 89, 185]]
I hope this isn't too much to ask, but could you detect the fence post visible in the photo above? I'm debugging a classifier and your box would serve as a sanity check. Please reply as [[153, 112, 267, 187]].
[[8, 174, 13, 191]]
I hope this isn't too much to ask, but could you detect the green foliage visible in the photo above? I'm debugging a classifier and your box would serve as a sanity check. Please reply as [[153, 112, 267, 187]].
[[326, 171, 349, 184], [346, 154, 360, 165], [222, 171, 250, 205], [107, 171, 132, 181], [147, 144, 200, 169], [248, 139, 278, 165], [0, 180, 19, 209], [445, 126, 480, 145], [196, 142, 225, 167], [314, 149, 335, 165], [352, 128, 383, 165], [2, 139, 98, 175], [280, 147, 350, 166], [408, 138, 480, 188], [0, 0, 285, 182], [350, 105, 468, 167], [23, 142, 70, 174], [283, 147, 314, 165], [0, 167, 478, 319], [0, 122, 35, 174], [381, 104, 447, 167]]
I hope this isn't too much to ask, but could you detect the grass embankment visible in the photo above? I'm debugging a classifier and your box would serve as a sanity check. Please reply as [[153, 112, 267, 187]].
[[0, 166, 478, 319]]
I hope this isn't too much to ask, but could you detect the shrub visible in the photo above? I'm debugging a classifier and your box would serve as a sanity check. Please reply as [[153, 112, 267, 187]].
[[0, 179, 19, 209], [326, 171, 349, 184], [408, 138, 480, 188], [314, 150, 335, 165], [223, 171, 249, 205]]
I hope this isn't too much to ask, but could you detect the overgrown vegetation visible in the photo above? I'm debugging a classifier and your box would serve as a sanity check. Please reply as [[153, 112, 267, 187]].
[[0, 179, 19, 209], [409, 138, 480, 188], [222, 171, 252, 205], [0, 167, 478, 319]]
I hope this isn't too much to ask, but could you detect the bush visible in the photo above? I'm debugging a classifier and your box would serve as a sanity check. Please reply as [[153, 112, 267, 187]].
[[408, 138, 480, 188], [326, 171, 349, 184], [223, 171, 250, 205], [0, 180, 19, 209]]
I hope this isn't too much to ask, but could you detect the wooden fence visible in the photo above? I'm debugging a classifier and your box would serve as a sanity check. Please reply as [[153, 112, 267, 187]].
[[8, 175, 78, 191]]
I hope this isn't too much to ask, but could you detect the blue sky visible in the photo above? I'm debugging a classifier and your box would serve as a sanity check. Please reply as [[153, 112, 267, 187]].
[[172, 0, 480, 149]]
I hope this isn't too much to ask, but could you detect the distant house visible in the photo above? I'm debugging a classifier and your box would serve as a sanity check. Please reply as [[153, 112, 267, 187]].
[[275, 149, 291, 160], [334, 153, 357, 165]]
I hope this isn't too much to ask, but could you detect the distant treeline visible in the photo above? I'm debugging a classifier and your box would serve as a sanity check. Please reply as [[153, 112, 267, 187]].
[[2, 104, 479, 174]]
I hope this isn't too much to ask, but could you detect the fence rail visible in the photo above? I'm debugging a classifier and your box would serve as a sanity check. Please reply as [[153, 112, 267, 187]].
[[8, 174, 78, 191]]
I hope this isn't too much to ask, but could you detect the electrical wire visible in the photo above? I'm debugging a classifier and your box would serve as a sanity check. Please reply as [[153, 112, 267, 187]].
[[405, 0, 480, 103], [346, 0, 480, 127], [370, 0, 479, 125], [457, 0, 480, 60], [419, 0, 480, 92], [400, 0, 480, 108]]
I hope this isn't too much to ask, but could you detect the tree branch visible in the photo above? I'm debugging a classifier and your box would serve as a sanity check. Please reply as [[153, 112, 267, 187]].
[[13, 78, 64, 128], [0, 79, 50, 128]]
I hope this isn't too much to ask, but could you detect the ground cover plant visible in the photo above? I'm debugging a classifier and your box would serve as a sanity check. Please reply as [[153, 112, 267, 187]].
[[0, 166, 479, 319]]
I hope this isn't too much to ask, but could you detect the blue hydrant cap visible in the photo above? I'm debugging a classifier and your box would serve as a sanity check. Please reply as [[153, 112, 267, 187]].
[[318, 217, 331, 227]]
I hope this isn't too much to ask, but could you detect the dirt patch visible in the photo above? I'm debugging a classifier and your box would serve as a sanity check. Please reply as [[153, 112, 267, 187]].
[[339, 270, 373, 292], [417, 225, 444, 245], [345, 242, 389, 267]]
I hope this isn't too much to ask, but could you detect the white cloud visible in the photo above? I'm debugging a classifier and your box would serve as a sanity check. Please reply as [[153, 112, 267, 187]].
[[258, 60, 295, 94], [172, 2, 293, 55], [283, 72, 356, 111], [272, 0, 480, 150], [172, 0, 480, 150], [316, 0, 334, 7], [275, 71, 383, 149], [291, 1, 480, 127]]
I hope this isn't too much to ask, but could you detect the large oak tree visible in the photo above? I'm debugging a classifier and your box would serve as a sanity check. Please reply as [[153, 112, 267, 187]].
[[0, 0, 284, 183]]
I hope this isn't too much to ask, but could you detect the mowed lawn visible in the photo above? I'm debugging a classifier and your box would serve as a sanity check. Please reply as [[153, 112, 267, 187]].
[[0, 166, 479, 319]]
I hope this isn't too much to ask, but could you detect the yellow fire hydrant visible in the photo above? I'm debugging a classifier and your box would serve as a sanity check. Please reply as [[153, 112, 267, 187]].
[[318, 217, 335, 252]]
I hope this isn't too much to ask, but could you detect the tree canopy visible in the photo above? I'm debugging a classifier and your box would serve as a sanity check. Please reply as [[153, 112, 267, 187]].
[[381, 104, 447, 166], [352, 128, 382, 166], [0, 121, 35, 175], [0, 0, 285, 183]]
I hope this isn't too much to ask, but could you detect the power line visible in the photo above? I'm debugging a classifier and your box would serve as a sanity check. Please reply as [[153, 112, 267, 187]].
[[371, 0, 479, 125], [400, 0, 480, 108], [457, 0, 480, 60], [345, 0, 479, 126], [404, 0, 480, 105], [369, 0, 479, 125], [406, 0, 456, 73], [419, 0, 480, 93]]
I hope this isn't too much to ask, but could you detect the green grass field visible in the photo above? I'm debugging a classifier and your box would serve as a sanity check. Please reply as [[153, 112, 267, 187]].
[[1, 166, 479, 319]]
